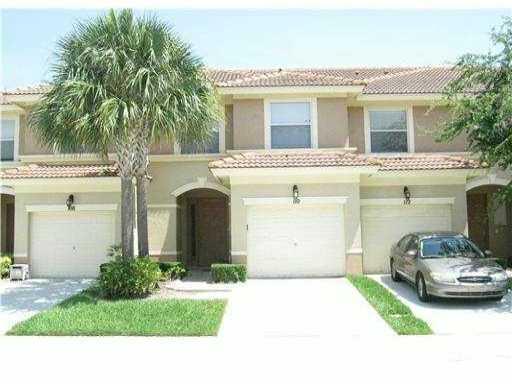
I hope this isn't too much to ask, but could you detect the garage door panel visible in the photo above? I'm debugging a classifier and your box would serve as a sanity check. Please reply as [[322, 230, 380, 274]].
[[30, 212, 114, 278], [362, 204, 451, 274], [247, 204, 345, 278]]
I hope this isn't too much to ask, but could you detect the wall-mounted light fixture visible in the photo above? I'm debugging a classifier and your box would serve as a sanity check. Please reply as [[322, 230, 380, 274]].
[[66, 194, 75, 211], [403, 186, 411, 205], [292, 185, 300, 204]]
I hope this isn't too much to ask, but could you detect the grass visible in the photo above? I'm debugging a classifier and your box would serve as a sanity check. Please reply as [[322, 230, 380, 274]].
[[7, 288, 227, 336], [347, 275, 433, 335]]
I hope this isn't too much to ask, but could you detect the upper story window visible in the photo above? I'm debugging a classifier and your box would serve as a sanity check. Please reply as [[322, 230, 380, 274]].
[[180, 124, 221, 154], [366, 108, 412, 153], [1, 119, 16, 161], [270, 102, 312, 149]]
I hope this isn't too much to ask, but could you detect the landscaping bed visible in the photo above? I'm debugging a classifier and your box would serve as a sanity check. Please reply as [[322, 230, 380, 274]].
[[347, 275, 432, 335], [8, 287, 227, 336]]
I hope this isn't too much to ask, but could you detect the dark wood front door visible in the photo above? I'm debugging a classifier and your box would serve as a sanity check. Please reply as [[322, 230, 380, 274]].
[[191, 197, 228, 267], [467, 193, 489, 251]]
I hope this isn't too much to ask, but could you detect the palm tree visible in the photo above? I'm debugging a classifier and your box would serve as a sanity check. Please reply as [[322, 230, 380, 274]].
[[30, 9, 220, 259]]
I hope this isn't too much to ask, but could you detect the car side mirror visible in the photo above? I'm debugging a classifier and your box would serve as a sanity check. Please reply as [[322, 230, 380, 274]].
[[406, 249, 418, 258], [484, 250, 493, 258]]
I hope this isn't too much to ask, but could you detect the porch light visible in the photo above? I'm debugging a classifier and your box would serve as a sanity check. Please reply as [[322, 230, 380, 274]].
[[403, 186, 411, 205], [66, 194, 75, 211], [293, 185, 300, 204]]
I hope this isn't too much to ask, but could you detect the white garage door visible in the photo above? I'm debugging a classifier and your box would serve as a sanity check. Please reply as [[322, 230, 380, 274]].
[[30, 211, 115, 278], [246, 204, 345, 278], [362, 204, 452, 274]]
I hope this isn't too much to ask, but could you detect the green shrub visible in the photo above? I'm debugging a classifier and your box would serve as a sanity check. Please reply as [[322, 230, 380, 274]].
[[0, 255, 13, 279], [98, 257, 161, 299], [159, 262, 187, 281], [211, 264, 247, 283]]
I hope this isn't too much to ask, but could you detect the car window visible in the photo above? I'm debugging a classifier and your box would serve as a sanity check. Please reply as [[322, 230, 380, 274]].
[[420, 236, 484, 259], [398, 235, 411, 251], [406, 237, 419, 252]]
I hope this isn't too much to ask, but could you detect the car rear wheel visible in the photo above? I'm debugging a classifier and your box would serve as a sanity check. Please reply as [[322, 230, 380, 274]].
[[416, 273, 430, 302], [390, 260, 401, 282]]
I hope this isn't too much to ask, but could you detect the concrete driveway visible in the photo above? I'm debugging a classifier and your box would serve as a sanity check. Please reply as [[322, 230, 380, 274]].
[[219, 278, 394, 337], [372, 275, 512, 335], [0, 279, 91, 334]]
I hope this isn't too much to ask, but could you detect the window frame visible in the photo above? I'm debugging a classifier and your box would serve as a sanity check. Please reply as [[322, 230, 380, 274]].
[[264, 98, 318, 150], [0, 113, 20, 162], [363, 105, 414, 154], [174, 119, 225, 155]]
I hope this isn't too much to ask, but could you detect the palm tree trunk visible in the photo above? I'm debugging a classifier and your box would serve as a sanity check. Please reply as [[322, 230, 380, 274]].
[[121, 176, 135, 260], [136, 174, 149, 257]]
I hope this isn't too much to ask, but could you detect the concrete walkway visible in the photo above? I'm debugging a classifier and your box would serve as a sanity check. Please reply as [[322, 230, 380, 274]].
[[0, 279, 91, 334], [372, 274, 512, 335], [219, 278, 394, 337]]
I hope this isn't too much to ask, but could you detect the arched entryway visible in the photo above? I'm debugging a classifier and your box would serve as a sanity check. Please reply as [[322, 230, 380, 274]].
[[467, 182, 512, 263], [176, 188, 229, 269]]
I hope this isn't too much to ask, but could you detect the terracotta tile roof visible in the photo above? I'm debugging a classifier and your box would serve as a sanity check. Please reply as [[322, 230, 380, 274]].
[[4, 67, 459, 96], [209, 152, 482, 172], [3, 84, 53, 95], [207, 67, 458, 93], [1, 164, 118, 179]]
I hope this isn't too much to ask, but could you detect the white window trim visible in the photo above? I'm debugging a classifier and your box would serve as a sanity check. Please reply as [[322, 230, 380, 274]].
[[264, 98, 318, 150], [173, 120, 225, 155], [1, 114, 20, 162], [363, 105, 415, 154]]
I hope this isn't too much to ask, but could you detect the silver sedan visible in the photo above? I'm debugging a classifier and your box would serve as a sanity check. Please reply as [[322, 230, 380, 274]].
[[389, 232, 509, 302]]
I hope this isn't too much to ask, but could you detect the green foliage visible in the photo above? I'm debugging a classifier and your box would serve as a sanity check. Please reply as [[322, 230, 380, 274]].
[[158, 262, 188, 280], [0, 255, 13, 279], [211, 264, 247, 283], [29, 8, 221, 157], [107, 244, 123, 261], [347, 275, 433, 335], [7, 288, 227, 336], [98, 257, 161, 299], [441, 17, 512, 203]]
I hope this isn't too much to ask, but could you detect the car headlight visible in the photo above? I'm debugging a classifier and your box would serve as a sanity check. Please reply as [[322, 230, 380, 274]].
[[492, 272, 509, 282], [430, 272, 458, 284]]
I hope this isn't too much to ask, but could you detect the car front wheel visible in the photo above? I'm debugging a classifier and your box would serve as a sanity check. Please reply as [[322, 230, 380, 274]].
[[416, 273, 430, 302], [390, 260, 401, 282]]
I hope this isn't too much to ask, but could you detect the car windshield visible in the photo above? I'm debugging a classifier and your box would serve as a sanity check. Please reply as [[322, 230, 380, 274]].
[[420, 236, 484, 259]]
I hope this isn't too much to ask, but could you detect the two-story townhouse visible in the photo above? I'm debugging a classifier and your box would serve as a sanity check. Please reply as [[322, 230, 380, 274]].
[[1, 67, 511, 278]]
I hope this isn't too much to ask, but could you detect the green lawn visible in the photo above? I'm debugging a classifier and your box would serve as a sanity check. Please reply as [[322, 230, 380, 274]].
[[8, 289, 227, 336], [347, 275, 433, 335]]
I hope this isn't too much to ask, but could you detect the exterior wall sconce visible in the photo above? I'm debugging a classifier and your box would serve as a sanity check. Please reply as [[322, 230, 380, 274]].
[[293, 185, 300, 204], [66, 194, 75, 211], [403, 186, 411, 205]]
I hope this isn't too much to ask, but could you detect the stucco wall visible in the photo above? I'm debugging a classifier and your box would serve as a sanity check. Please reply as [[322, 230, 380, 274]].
[[232, 99, 265, 149], [19, 112, 53, 155], [348, 106, 365, 152], [317, 97, 349, 148], [229, 182, 362, 267], [225, 104, 234, 151], [413, 106, 467, 153]]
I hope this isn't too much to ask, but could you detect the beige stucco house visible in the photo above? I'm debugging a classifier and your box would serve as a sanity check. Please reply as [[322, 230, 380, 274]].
[[1, 67, 511, 278]]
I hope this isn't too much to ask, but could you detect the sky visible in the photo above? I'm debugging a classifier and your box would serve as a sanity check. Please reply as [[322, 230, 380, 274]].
[[1, 9, 511, 89]]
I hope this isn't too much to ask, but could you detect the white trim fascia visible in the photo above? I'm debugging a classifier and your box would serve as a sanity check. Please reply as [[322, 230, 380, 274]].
[[9, 177, 120, 193], [149, 250, 182, 256], [211, 166, 379, 179], [263, 97, 318, 150], [363, 105, 414, 154], [0, 185, 15, 195], [19, 153, 107, 163], [2, 94, 42, 103], [225, 147, 358, 155], [148, 204, 181, 209], [1, 104, 25, 112], [150, 153, 223, 162], [360, 198, 455, 207], [243, 196, 348, 206], [231, 250, 247, 256], [26, 203, 118, 212], [357, 94, 444, 102], [229, 173, 361, 186], [171, 177, 231, 197], [218, 85, 365, 96], [13, 253, 28, 259]]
